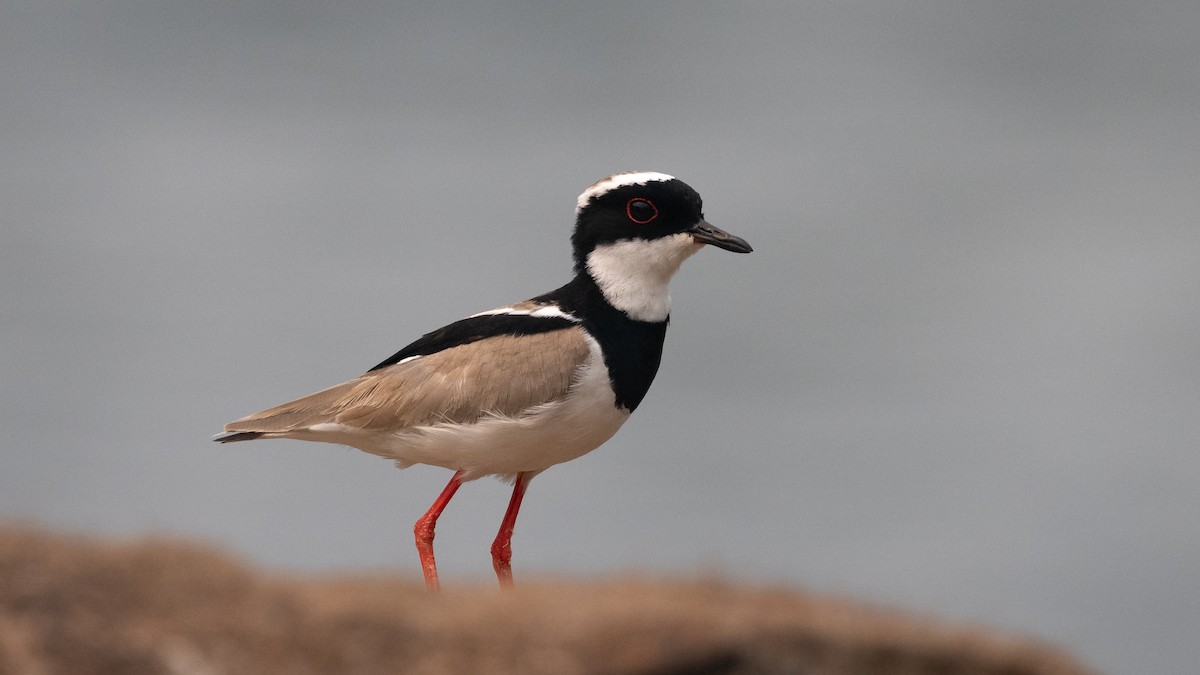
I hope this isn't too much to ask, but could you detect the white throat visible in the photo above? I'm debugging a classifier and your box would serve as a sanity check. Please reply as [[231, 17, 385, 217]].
[[585, 232, 704, 322]]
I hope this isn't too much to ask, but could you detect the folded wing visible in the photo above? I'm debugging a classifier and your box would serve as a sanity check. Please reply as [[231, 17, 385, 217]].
[[221, 327, 593, 438]]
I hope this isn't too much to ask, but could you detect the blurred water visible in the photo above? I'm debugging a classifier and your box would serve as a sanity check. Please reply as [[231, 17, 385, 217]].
[[3, 3, 1198, 673]]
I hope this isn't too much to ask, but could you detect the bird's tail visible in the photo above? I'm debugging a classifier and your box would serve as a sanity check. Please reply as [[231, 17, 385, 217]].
[[213, 379, 362, 444], [212, 431, 265, 443]]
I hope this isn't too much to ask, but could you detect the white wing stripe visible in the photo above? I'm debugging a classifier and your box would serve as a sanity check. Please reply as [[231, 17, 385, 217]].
[[467, 305, 579, 322]]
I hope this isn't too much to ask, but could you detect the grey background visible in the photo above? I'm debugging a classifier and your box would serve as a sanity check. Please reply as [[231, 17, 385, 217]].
[[3, 2, 1197, 674]]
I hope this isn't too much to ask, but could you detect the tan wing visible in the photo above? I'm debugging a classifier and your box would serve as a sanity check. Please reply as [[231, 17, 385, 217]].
[[223, 326, 593, 435]]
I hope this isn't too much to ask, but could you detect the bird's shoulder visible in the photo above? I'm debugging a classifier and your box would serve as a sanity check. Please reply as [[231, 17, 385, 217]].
[[368, 297, 582, 373]]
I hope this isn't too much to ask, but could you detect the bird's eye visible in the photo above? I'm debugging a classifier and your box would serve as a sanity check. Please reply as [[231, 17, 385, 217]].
[[626, 198, 659, 224]]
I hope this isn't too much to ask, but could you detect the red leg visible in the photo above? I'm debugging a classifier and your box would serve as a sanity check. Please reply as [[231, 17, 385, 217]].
[[491, 472, 531, 589], [413, 470, 464, 592]]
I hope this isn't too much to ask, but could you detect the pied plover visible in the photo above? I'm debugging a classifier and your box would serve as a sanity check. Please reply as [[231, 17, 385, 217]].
[[216, 171, 752, 590]]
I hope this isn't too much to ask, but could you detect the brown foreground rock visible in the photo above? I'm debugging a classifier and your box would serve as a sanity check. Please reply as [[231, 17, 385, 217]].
[[0, 525, 1095, 675]]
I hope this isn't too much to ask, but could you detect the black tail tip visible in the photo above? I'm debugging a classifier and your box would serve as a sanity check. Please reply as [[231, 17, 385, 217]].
[[212, 431, 264, 443]]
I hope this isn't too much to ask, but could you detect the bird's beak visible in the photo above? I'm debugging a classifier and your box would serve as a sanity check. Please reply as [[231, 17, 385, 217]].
[[687, 219, 753, 253]]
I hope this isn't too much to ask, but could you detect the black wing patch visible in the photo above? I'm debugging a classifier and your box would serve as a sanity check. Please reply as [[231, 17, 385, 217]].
[[368, 312, 578, 372]]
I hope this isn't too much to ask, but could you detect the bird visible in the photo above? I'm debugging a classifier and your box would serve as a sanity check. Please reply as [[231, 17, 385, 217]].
[[215, 171, 752, 590]]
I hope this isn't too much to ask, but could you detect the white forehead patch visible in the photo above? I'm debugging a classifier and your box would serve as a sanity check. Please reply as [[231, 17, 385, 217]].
[[576, 171, 676, 214]]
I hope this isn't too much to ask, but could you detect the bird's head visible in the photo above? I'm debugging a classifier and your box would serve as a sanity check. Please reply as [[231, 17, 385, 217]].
[[570, 171, 753, 322]]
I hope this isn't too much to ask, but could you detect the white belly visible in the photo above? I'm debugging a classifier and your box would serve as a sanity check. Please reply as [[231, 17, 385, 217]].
[[307, 336, 630, 481]]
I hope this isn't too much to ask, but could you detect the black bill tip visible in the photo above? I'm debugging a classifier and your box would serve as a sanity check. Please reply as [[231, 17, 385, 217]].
[[688, 219, 753, 253]]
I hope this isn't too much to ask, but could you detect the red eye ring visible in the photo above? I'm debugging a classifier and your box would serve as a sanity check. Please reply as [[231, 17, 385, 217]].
[[626, 198, 659, 224]]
